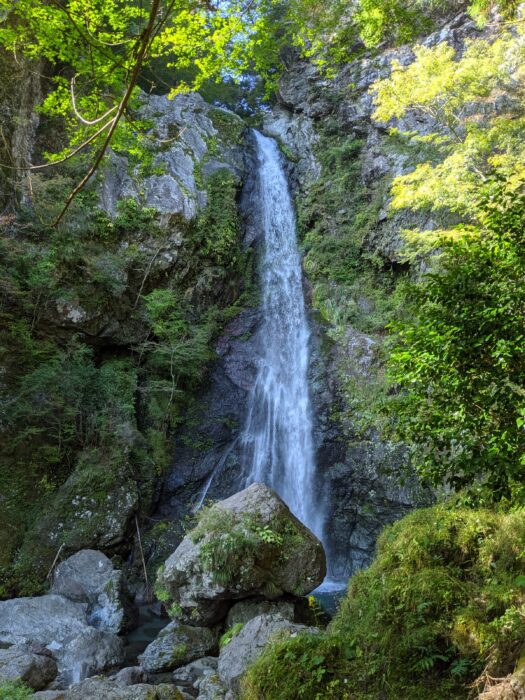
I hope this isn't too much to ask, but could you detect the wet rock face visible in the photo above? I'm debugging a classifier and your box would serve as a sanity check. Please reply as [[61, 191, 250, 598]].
[[157, 308, 259, 533], [256, 18, 488, 579], [157, 484, 326, 627]]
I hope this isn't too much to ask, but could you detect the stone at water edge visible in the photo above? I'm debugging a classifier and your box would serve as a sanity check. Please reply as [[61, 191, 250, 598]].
[[55, 626, 124, 687], [156, 483, 326, 627], [0, 643, 58, 690], [112, 666, 148, 687], [217, 612, 319, 694], [138, 620, 218, 673], [51, 549, 137, 634]]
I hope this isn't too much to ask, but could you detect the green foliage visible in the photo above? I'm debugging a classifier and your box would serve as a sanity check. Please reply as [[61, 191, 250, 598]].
[[386, 181, 525, 498], [220, 622, 245, 648], [243, 502, 525, 699], [247, 0, 519, 92], [242, 632, 354, 700], [0, 0, 264, 213], [0, 681, 33, 700], [208, 108, 246, 144], [190, 504, 299, 590], [191, 169, 242, 267], [372, 30, 525, 234], [300, 129, 379, 328], [168, 601, 183, 618]]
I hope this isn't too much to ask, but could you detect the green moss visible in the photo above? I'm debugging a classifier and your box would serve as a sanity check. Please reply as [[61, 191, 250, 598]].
[[298, 127, 402, 336], [208, 107, 245, 144], [188, 504, 304, 589], [0, 681, 33, 700], [190, 168, 242, 267], [242, 502, 525, 699], [171, 643, 188, 662], [220, 622, 244, 648]]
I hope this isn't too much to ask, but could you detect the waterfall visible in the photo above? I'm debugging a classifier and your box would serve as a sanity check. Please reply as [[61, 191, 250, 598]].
[[241, 131, 324, 542]]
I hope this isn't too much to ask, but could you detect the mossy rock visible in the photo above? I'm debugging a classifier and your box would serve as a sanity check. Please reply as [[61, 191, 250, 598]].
[[138, 620, 218, 673], [156, 483, 326, 626], [13, 451, 138, 593]]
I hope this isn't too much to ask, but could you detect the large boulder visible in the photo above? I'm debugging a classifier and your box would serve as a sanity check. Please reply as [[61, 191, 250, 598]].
[[51, 549, 136, 634], [0, 594, 88, 646], [0, 595, 124, 685], [0, 643, 57, 690], [156, 483, 326, 626], [217, 613, 318, 694], [138, 621, 217, 673]]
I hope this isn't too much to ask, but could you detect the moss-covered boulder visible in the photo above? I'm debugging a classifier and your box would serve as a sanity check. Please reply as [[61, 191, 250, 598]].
[[156, 483, 326, 626], [218, 613, 318, 695], [14, 451, 139, 592]]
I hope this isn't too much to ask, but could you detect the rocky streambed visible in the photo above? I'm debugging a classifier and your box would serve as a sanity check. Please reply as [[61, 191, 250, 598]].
[[0, 484, 328, 699]]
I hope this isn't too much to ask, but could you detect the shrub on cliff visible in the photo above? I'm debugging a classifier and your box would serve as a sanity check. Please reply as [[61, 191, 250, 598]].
[[386, 182, 525, 499], [242, 501, 525, 699]]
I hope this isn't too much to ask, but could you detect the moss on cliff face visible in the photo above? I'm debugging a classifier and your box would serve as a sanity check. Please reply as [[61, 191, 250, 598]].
[[297, 118, 408, 338], [0, 137, 250, 597]]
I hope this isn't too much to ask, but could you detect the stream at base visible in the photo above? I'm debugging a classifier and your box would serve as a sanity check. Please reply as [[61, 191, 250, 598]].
[[123, 588, 346, 663]]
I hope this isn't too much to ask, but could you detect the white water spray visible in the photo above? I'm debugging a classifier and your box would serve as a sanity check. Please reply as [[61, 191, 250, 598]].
[[242, 131, 323, 541]]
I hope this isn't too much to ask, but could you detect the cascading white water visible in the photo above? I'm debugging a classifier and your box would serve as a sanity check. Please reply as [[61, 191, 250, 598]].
[[242, 131, 324, 541]]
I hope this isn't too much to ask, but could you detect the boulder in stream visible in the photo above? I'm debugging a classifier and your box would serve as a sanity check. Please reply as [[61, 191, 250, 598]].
[[156, 483, 326, 626]]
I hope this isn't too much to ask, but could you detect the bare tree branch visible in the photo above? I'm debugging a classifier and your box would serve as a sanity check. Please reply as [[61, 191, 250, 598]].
[[53, 0, 163, 226], [70, 76, 118, 126]]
